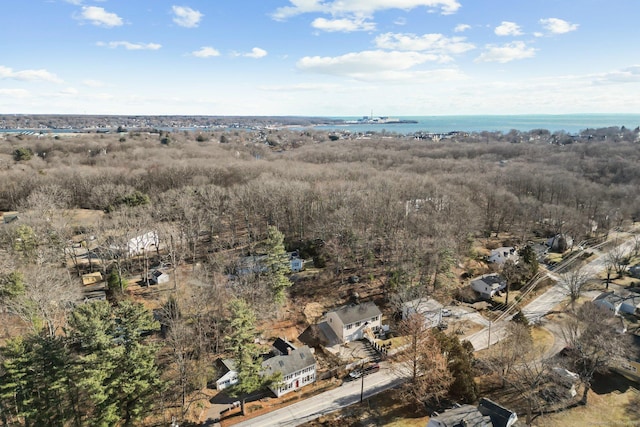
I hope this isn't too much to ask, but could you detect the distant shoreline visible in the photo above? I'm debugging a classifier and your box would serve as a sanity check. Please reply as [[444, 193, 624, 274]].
[[1, 113, 639, 134]]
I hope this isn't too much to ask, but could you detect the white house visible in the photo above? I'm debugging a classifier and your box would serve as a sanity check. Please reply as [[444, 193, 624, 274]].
[[261, 345, 316, 397], [215, 359, 238, 391], [401, 298, 443, 329], [471, 274, 507, 299], [123, 231, 159, 256], [325, 301, 382, 343], [594, 291, 640, 316], [290, 256, 304, 272], [148, 269, 169, 285], [487, 247, 517, 264]]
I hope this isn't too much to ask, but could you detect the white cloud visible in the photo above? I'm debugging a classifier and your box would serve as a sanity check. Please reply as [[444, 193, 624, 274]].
[[475, 41, 536, 63], [539, 18, 579, 34], [75, 6, 123, 28], [172, 6, 203, 28], [0, 65, 62, 83], [258, 83, 344, 92], [272, 0, 461, 20], [191, 47, 221, 58], [0, 88, 31, 98], [312, 17, 376, 32], [97, 41, 162, 50], [454, 23, 470, 32], [297, 50, 443, 79], [495, 21, 522, 36], [375, 32, 474, 54], [64, 0, 83, 5], [82, 79, 105, 88], [59, 87, 79, 96], [244, 47, 268, 58], [594, 65, 640, 84]]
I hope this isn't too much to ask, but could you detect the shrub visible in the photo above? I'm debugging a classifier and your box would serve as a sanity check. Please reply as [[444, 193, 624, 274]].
[[13, 147, 33, 161]]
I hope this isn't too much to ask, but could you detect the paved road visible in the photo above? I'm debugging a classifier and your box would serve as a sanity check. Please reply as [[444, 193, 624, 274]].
[[227, 363, 406, 427], [467, 235, 637, 351]]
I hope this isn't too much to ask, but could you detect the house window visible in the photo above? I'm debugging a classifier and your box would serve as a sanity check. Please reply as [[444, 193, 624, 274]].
[[355, 321, 361, 327], [346, 323, 353, 330]]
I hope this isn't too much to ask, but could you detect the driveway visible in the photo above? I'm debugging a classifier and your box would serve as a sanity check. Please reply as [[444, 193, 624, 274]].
[[468, 235, 638, 352]]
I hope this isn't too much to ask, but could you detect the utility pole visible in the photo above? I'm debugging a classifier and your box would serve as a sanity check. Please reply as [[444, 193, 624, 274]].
[[487, 321, 492, 348], [360, 372, 364, 403]]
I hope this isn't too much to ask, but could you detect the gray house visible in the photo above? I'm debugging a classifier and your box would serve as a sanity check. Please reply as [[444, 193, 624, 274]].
[[325, 301, 382, 343], [471, 274, 507, 299], [401, 298, 443, 329]]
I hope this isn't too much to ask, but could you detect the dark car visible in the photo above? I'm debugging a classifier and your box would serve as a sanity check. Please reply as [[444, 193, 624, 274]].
[[363, 364, 380, 375]]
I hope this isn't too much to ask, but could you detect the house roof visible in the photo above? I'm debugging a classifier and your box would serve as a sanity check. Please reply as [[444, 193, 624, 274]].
[[81, 272, 103, 286], [262, 345, 315, 377], [477, 397, 517, 427], [218, 358, 236, 374], [402, 298, 443, 313], [429, 404, 492, 427], [471, 274, 506, 290], [329, 301, 382, 325], [272, 337, 296, 355]]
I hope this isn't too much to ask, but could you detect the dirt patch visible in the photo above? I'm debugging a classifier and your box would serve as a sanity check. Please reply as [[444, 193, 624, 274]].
[[303, 302, 325, 324]]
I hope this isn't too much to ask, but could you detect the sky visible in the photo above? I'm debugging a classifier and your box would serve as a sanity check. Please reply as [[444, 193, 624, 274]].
[[1, 0, 640, 116]]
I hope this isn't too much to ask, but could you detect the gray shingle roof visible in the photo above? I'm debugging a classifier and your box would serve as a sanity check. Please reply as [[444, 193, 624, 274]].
[[330, 301, 381, 325], [430, 404, 492, 427], [262, 345, 315, 377]]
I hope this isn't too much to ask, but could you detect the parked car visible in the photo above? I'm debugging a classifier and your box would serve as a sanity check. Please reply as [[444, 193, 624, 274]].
[[363, 364, 380, 375], [347, 370, 363, 380], [442, 308, 452, 317]]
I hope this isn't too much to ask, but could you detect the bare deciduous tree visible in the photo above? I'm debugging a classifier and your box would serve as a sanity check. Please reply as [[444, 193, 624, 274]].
[[561, 301, 633, 405], [559, 266, 593, 311], [393, 313, 453, 408]]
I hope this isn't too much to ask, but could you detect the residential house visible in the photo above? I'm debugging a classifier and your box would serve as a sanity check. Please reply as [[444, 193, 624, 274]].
[[81, 271, 103, 286], [487, 247, 517, 264], [262, 345, 316, 397], [546, 234, 573, 253], [471, 274, 507, 299], [401, 298, 443, 329], [271, 337, 296, 356], [427, 398, 517, 427], [148, 269, 170, 285], [215, 359, 239, 391], [325, 301, 382, 343], [477, 397, 518, 427], [127, 231, 159, 256], [594, 290, 640, 316], [426, 404, 491, 427], [289, 252, 304, 272], [236, 252, 303, 275]]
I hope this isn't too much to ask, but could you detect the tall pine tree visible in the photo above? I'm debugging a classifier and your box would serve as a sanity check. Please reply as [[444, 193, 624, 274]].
[[262, 226, 292, 305]]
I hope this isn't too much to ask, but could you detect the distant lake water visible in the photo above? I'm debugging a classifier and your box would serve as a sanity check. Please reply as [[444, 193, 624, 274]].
[[312, 114, 640, 134]]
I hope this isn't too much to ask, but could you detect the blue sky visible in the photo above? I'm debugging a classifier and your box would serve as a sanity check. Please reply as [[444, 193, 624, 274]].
[[1, 0, 639, 116]]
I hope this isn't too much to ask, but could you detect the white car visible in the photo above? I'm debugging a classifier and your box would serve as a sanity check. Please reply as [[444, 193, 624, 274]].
[[442, 308, 452, 317]]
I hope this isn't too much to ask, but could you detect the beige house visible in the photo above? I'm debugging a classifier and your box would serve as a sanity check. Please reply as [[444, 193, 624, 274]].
[[325, 301, 382, 343]]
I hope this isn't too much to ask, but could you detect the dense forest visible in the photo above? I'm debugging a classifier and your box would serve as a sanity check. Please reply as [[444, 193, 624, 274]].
[[0, 125, 639, 425]]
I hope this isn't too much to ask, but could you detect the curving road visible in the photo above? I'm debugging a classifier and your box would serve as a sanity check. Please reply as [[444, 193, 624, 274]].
[[467, 234, 637, 352], [226, 363, 407, 427]]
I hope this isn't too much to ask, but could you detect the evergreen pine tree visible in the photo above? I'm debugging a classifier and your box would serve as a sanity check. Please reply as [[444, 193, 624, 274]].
[[262, 225, 292, 305]]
